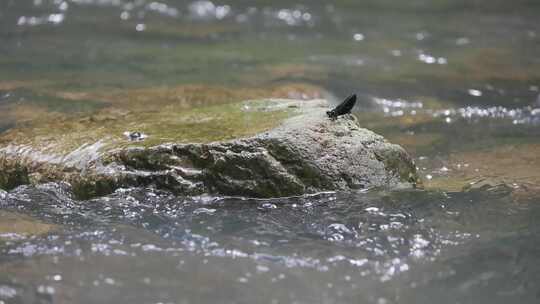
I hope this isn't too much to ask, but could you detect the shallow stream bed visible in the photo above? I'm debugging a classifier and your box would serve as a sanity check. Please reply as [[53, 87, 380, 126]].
[[1, 0, 540, 303]]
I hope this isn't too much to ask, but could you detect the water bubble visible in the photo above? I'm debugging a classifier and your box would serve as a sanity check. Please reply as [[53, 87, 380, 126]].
[[190, 0, 215, 17], [215, 5, 231, 19], [377, 297, 389, 304], [59, 2, 68, 11], [468, 89, 483, 97], [236, 14, 248, 23], [113, 249, 128, 255], [141, 244, 162, 251], [365, 207, 379, 213], [28, 17, 39, 26], [353, 33, 364, 41], [391, 49, 402, 57], [328, 223, 353, 234], [0, 285, 17, 299], [193, 208, 217, 215], [328, 233, 344, 241], [277, 10, 288, 19], [259, 203, 277, 210], [135, 23, 146, 32], [48, 14, 65, 24], [120, 11, 130, 20], [17, 16, 27, 26], [36, 285, 55, 295], [256, 265, 270, 272], [187, 1, 229, 20], [418, 53, 435, 64], [411, 234, 430, 258], [147, 1, 179, 17], [456, 37, 470, 45], [350, 258, 368, 267], [274, 7, 312, 26], [237, 277, 248, 283]]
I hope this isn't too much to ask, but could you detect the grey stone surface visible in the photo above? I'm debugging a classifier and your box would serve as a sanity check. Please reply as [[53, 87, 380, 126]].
[[106, 105, 417, 198], [0, 99, 418, 198]]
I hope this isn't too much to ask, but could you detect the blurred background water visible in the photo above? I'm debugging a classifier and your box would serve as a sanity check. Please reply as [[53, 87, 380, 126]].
[[1, 0, 540, 303]]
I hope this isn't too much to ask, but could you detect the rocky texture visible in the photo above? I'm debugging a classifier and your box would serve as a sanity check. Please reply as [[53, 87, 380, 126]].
[[0, 99, 418, 199]]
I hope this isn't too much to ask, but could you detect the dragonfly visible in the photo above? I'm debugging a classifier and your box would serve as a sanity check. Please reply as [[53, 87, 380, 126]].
[[326, 94, 357, 119]]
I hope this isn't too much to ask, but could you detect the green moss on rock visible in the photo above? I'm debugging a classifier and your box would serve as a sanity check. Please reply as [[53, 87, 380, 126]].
[[0, 86, 418, 198], [0, 158, 30, 190]]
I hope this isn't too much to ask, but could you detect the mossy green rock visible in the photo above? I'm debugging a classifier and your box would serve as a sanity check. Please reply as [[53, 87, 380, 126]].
[[0, 99, 418, 198]]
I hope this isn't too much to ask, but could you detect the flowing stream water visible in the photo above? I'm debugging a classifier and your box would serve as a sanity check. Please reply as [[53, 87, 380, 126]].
[[1, 1, 540, 303]]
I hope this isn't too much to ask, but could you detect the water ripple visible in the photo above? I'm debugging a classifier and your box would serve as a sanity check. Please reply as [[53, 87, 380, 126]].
[[372, 96, 540, 125]]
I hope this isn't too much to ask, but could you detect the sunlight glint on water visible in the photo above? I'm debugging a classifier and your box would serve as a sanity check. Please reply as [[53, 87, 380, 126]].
[[1, 0, 540, 303]]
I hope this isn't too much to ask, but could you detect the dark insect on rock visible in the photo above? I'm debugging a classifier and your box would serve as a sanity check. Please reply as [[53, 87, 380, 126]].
[[326, 94, 357, 119]]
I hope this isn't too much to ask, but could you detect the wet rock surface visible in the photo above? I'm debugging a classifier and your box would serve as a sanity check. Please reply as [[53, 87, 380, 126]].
[[0, 99, 417, 198]]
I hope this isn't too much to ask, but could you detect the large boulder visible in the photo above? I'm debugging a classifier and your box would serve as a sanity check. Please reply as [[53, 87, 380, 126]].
[[0, 99, 418, 198]]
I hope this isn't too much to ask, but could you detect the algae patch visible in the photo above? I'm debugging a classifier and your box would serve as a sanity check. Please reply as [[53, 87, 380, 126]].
[[0, 99, 292, 162], [421, 143, 540, 197], [0, 84, 323, 161], [0, 211, 56, 240]]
